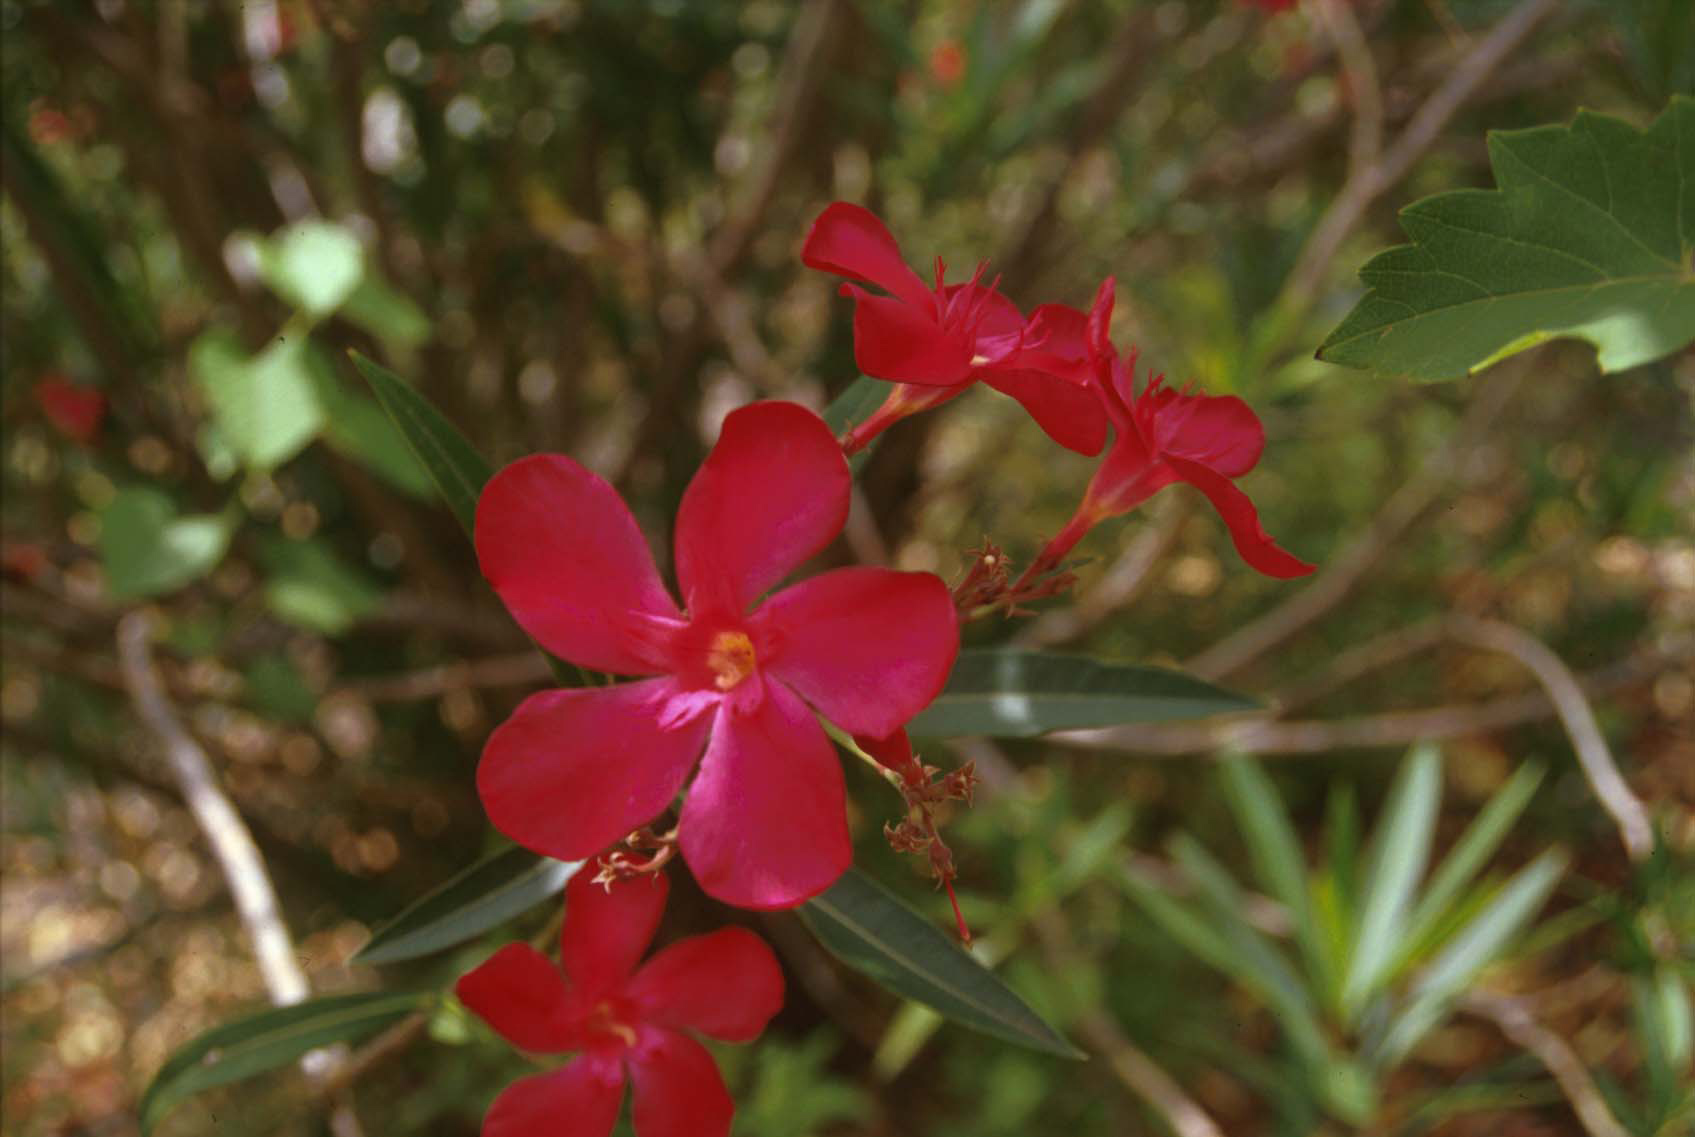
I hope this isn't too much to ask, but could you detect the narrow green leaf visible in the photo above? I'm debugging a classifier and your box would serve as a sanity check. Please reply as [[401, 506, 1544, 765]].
[[908, 649, 1258, 739], [1344, 746, 1442, 1017], [351, 351, 492, 536], [1116, 862, 1241, 977], [1317, 97, 1695, 380], [1395, 763, 1544, 972], [341, 275, 431, 348], [356, 846, 580, 965], [1219, 758, 1335, 1002], [798, 868, 1082, 1058], [1372, 849, 1566, 1068], [1169, 835, 1334, 1074], [139, 991, 429, 1134], [352, 352, 589, 688]]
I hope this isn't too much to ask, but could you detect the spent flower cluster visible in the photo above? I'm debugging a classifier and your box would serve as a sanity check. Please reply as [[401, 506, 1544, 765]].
[[458, 203, 1312, 1137]]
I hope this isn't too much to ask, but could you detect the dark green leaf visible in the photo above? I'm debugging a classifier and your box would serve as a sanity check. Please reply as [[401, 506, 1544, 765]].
[[351, 351, 492, 536], [821, 375, 886, 471], [355, 846, 580, 965], [139, 991, 429, 1134], [799, 868, 1082, 1058], [1318, 97, 1695, 380], [908, 649, 1258, 739]]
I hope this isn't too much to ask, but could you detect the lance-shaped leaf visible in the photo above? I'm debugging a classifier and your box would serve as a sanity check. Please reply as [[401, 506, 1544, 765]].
[[822, 374, 887, 471], [351, 351, 493, 537], [799, 868, 1083, 1058], [355, 846, 581, 966], [1318, 97, 1695, 381], [139, 991, 430, 1134], [352, 352, 588, 687], [908, 648, 1258, 738]]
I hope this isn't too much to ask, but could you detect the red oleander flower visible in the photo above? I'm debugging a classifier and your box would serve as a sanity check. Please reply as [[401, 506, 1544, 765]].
[[802, 202, 1105, 456], [34, 377, 105, 445], [1027, 279, 1314, 581], [456, 870, 783, 1137], [475, 401, 959, 910]]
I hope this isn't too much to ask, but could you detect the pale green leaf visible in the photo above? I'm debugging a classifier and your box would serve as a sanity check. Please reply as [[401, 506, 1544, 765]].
[[256, 221, 365, 320], [99, 488, 233, 600], [189, 330, 325, 471]]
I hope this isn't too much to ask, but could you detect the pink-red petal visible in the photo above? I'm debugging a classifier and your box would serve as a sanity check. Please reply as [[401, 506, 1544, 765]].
[[1149, 390, 1266, 478], [678, 683, 851, 909], [1165, 455, 1315, 579], [626, 928, 784, 1043], [753, 566, 958, 739], [848, 287, 976, 386], [1013, 303, 1093, 382], [981, 368, 1108, 455], [482, 1056, 626, 1137], [673, 402, 850, 619], [801, 202, 934, 312], [476, 454, 681, 675], [561, 870, 671, 1001], [628, 1028, 734, 1137], [455, 943, 574, 1053], [478, 679, 711, 867]]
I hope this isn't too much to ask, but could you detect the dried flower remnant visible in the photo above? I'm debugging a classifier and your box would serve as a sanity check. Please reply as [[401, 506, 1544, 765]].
[[475, 401, 959, 910], [456, 871, 783, 1137], [856, 728, 979, 943]]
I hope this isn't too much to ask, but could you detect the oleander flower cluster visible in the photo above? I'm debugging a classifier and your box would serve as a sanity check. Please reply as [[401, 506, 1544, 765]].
[[458, 203, 1313, 1137]]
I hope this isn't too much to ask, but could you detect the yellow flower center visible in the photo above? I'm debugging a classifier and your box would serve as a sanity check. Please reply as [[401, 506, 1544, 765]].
[[706, 631, 757, 691], [587, 1001, 637, 1048]]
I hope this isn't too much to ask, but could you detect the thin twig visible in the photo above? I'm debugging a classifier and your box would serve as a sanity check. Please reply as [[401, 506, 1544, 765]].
[[1462, 992, 1632, 1137], [1279, 0, 1561, 310], [1445, 616, 1657, 862], [1312, 0, 1382, 183], [118, 610, 309, 1006], [119, 611, 363, 1135]]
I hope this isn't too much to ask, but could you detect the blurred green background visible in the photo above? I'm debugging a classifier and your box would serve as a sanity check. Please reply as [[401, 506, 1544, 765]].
[[2, 1, 1691, 1134]]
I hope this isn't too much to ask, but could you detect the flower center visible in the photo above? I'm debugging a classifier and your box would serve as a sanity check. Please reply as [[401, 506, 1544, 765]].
[[706, 630, 757, 691], [585, 1000, 637, 1048]]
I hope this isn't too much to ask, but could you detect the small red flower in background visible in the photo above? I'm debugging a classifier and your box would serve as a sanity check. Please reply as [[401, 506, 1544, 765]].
[[456, 870, 783, 1137], [929, 39, 967, 87], [475, 401, 958, 910], [1026, 279, 1314, 582], [802, 203, 1106, 456], [34, 377, 105, 445]]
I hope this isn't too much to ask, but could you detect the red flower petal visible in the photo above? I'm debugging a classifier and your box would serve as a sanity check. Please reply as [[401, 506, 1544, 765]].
[[981, 368, 1108, 455], [801, 203, 934, 312], [562, 870, 672, 1001], [1150, 390, 1266, 478], [1014, 302, 1093, 382], [482, 1056, 626, 1137], [673, 402, 850, 619], [678, 682, 851, 909], [34, 378, 105, 445], [478, 679, 711, 865], [754, 566, 958, 739], [476, 455, 682, 675], [1165, 455, 1315, 579], [628, 1028, 734, 1137], [626, 928, 784, 1042], [454, 943, 574, 1053], [847, 287, 976, 386]]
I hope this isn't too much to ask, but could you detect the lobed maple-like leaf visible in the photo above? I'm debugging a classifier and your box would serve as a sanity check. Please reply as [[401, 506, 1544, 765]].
[[1318, 96, 1694, 381]]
